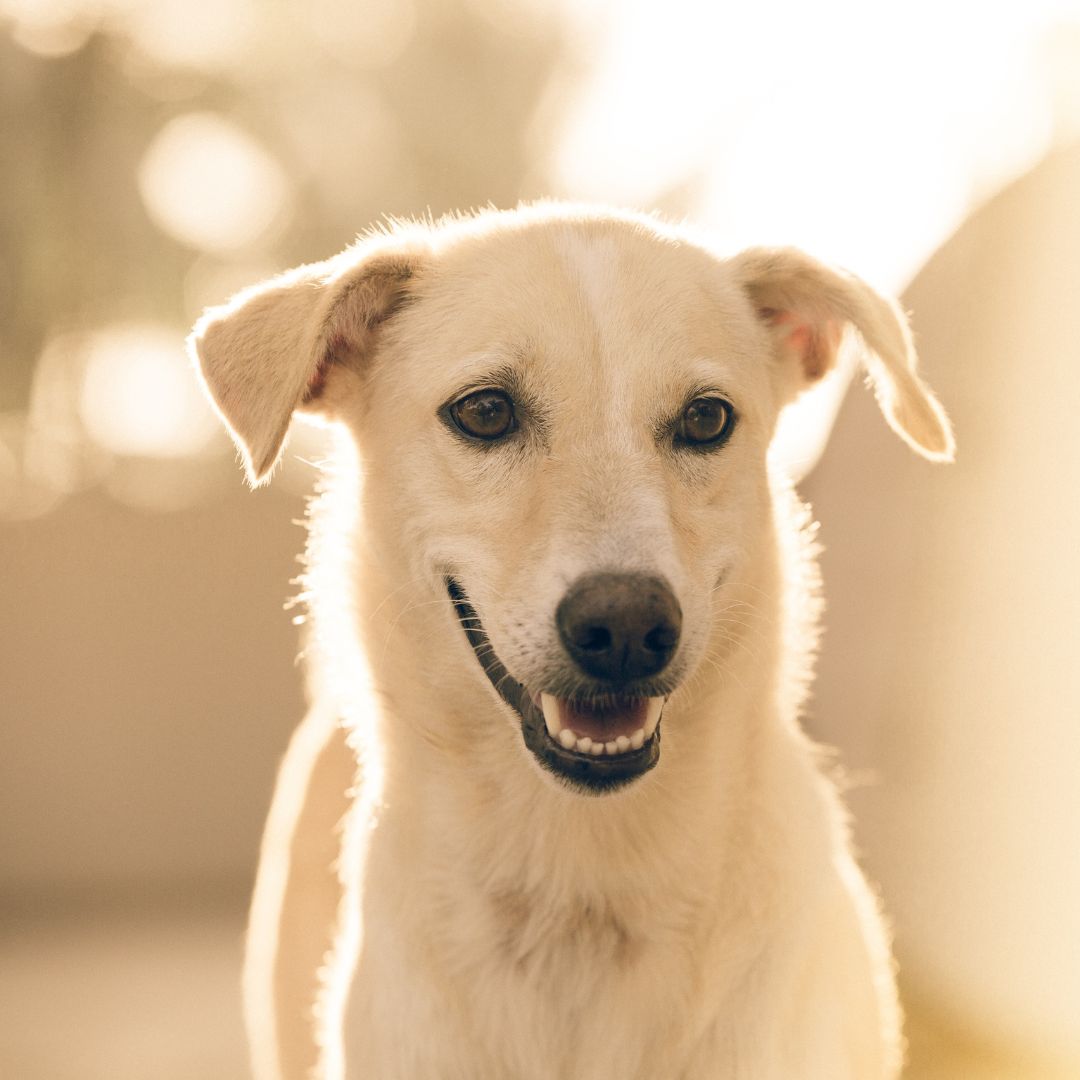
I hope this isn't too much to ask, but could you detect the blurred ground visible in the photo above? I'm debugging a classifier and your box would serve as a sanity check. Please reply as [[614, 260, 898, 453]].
[[0, 894, 247, 1080]]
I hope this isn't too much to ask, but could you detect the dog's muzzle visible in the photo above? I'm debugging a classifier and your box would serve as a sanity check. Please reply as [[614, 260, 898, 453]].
[[446, 575, 681, 794]]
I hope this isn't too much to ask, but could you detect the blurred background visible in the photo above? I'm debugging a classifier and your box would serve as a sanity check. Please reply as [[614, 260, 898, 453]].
[[2, 1, 1079, 1077]]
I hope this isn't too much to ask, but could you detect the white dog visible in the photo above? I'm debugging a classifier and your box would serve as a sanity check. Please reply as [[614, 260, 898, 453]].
[[190, 204, 952, 1080]]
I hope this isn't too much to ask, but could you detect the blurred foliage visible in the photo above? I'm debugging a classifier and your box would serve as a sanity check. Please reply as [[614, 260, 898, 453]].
[[0, 0, 572, 414]]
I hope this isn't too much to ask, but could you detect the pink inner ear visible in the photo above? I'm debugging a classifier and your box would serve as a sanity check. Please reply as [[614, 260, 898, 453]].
[[759, 308, 840, 382], [303, 353, 331, 402], [303, 335, 347, 403]]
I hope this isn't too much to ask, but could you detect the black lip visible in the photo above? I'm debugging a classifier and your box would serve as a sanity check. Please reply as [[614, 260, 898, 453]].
[[445, 577, 661, 794]]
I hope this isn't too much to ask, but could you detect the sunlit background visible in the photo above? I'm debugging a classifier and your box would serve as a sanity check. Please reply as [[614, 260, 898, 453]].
[[2, 1, 1079, 1077]]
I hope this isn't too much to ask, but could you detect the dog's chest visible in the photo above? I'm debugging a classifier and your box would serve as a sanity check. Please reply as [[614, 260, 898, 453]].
[[344, 878, 721, 1079]]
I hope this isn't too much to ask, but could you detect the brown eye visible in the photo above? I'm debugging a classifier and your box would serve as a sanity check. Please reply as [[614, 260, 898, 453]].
[[678, 397, 735, 447], [448, 389, 517, 441]]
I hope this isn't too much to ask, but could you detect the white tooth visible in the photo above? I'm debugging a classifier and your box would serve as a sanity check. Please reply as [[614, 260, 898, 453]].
[[615, 734, 631, 753], [605, 740, 618, 755], [643, 696, 665, 739], [576, 736, 593, 754], [540, 693, 562, 739], [630, 727, 645, 750], [590, 742, 604, 756], [558, 728, 577, 750]]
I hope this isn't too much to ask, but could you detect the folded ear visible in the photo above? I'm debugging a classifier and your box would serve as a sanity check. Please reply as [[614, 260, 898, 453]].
[[188, 240, 425, 486], [732, 247, 954, 462]]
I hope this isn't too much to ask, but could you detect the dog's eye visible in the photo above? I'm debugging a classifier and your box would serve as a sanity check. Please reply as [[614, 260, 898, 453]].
[[677, 397, 735, 448], [448, 389, 517, 441]]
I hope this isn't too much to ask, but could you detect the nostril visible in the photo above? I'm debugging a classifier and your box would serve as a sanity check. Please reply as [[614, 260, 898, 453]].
[[643, 624, 678, 653], [576, 625, 613, 653]]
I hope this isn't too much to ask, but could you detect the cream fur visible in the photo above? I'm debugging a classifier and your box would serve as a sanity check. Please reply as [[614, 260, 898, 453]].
[[188, 204, 953, 1080]]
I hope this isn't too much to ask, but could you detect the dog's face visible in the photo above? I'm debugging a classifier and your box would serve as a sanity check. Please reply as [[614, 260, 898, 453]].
[[190, 207, 953, 795], [355, 225, 778, 791]]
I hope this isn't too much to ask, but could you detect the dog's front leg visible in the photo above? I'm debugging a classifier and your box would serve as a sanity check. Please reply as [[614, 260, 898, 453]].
[[243, 702, 359, 1080]]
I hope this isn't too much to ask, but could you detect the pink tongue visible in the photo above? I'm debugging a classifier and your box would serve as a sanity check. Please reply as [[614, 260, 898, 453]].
[[559, 697, 648, 741]]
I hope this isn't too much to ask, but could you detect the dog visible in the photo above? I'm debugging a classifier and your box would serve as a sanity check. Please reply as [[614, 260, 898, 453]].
[[189, 203, 953, 1080]]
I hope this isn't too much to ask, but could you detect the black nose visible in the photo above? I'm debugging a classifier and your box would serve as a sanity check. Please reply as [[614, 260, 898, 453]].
[[556, 573, 682, 683]]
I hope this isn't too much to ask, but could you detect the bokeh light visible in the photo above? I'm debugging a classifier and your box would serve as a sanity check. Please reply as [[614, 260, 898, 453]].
[[549, 0, 1073, 287], [0, 0, 97, 56], [137, 112, 292, 254], [122, 0, 258, 72], [77, 322, 219, 458]]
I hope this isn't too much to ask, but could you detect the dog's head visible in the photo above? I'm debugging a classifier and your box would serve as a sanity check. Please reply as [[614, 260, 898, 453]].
[[190, 206, 952, 795]]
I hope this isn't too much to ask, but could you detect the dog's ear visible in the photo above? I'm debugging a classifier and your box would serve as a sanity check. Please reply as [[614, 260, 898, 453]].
[[188, 243, 424, 486], [732, 247, 954, 462]]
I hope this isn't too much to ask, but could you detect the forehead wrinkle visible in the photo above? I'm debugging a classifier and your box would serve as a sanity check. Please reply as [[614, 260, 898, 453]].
[[556, 231, 621, 328], [555, 230, 648, 435]]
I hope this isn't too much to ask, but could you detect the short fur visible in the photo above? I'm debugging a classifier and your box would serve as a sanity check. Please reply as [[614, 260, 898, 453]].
[[189, 204, 953, 1080]]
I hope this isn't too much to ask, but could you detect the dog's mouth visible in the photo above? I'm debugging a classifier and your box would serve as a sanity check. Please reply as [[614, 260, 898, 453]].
[[446, 578, 663, 794]]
